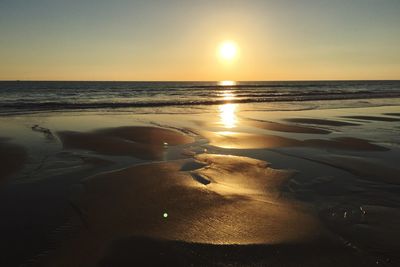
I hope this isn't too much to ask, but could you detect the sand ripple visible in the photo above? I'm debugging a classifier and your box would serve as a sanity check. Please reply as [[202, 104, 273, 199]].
[[41, 154, 323, 266]]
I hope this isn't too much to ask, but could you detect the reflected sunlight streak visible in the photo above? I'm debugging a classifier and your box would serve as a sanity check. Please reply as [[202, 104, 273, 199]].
[[219, 80, 236, 86], [219, 103, 237, 129], [221, 91, 235, 101]]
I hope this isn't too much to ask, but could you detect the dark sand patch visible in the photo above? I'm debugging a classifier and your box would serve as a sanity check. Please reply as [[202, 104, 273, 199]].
[[96, 236, 379, 267], [246, 119, 331, 134], [303, 137, 388, 152], [342, 116, 400, 122], [80, 156, 114, 166], [58, 126, 194, 160], [31, 124, 55, 140], [313, 155, 400, 184], [179, 160, 207, 171], [322, 205, 400, 257], [0, 138, 27, 181], [285, 118, 359, 126], [189, 172, 211, 185], [203, 131, 388, 151], [95, 126, 194, 145], [40, 154, 324, 267]]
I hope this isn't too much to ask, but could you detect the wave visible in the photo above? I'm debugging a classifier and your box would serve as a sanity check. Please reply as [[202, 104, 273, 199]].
[[1, 91, 400, 113]]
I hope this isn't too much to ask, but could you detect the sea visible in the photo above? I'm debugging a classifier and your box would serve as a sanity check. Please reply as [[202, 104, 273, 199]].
[[0, 80, 400, 114]]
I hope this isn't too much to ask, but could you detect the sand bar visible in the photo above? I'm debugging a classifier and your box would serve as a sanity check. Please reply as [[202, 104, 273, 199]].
[[41, 154, 324, 266], [58, 126, 194, 160]]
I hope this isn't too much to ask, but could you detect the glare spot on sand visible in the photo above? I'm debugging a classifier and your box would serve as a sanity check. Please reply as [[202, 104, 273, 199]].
[[219, 103, 237, 129], [217, 131, 237, 136]]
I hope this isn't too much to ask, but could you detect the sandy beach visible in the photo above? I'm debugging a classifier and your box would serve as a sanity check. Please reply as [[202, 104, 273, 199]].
[[0, 138, 27, 182], [0, 102, 398, 266], [2, 0, 400, 265]]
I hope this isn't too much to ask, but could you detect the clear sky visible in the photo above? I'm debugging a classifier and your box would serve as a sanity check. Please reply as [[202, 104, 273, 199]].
[[1, 0, 399, 81]]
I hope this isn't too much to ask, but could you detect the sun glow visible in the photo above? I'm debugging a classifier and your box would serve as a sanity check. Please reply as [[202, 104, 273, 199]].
[[218, 41, 238, 61]]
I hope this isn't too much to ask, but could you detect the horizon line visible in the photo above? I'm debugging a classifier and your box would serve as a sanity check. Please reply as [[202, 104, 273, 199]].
[[1, 79, 400, 82]]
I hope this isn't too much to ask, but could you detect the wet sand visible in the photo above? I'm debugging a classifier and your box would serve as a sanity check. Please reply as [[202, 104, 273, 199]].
[[245, 118, 331, 134], [308, 155, 400, 185], [0, 138, 27, 182], [202, 131, 388, 151], [0, 104, 399, 266], [285, 118, 359, 126], [40, 154, 327, 266], [94, 236, 377, 267], [321, 204, 400, 258], [58, 126, 194, 160]]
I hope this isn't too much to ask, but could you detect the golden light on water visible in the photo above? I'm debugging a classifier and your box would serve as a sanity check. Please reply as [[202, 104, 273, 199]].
[[218, 85, 237, 128], [219, 80, 236, 86], [219, 103, 237, 129], [221, 91, 235, 101]]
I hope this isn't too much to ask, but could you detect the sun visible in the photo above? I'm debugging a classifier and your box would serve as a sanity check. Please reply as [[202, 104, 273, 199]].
[[219, 41, 238, 61]]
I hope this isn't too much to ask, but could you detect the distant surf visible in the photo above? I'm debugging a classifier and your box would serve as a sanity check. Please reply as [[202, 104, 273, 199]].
[[0, 80, 399, 114]]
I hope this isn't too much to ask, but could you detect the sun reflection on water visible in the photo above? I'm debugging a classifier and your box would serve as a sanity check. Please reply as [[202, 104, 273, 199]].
[[218, 85, 238, 128], [219, 103, 237, 129], [221, 91, 235, 101], [219, 80, 236, 86]]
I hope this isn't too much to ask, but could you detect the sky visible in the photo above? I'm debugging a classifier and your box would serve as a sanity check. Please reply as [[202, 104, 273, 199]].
[[0, 0, 399, 81]]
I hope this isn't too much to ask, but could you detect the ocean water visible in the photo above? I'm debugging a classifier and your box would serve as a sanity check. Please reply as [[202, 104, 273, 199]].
[[0, 80, 400, 114]]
